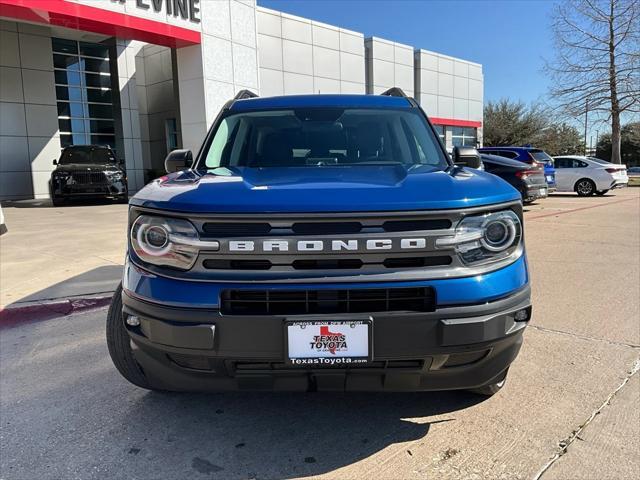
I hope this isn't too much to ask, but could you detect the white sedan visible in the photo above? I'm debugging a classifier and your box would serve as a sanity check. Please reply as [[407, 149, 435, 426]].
[[552, 155, 628, 196]]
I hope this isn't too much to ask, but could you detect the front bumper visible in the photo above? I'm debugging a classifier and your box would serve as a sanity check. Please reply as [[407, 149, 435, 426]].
[[51, 179, 127, 198], [120, 260, 531, 392], [523, 183, 548, 201]]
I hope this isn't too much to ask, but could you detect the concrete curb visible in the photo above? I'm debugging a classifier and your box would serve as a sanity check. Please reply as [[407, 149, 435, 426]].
[[0, 294, 113, 328]]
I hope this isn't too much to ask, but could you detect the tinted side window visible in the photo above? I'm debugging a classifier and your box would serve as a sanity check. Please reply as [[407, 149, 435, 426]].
[[499, 151, 518, 159], [482, 161, 497, 172], [574, 160, 588, 168], [554, 158, 568, 168]]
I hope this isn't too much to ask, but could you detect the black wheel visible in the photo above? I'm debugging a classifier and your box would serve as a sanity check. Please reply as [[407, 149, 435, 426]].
[[106, 284, 152, 389], [575, 178, 596, 196], [468, 369, 508, 397], [595, 189, 609, 196], [51, 196, 65, 207]]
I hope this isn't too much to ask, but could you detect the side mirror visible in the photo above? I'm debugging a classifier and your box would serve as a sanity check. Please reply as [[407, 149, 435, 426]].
[[452, 146, 481, 169], [164, 149, 193, 173], [52, 159, 58, 165]]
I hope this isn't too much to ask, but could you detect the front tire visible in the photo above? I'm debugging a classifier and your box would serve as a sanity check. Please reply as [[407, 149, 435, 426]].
[[468, 369, 508, 396], [106, 284, 152, 390], [575, 178, 596, 196], [595, 189, 609, 196], [51, 196, 65, 207]]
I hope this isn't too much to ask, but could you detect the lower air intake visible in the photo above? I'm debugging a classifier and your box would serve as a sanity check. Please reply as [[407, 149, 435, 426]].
[[220, 287, 436, 315]]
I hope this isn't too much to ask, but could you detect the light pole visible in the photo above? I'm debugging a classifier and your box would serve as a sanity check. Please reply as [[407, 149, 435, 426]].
[[583, 99, 589, 156]]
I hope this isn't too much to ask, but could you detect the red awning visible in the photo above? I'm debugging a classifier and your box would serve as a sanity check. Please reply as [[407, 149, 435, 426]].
[[0, 0, 201, 47]]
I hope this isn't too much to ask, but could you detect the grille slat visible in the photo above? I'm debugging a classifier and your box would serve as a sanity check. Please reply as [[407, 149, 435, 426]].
[[70, 170, 107, 184], [221, 287, 435, 315]]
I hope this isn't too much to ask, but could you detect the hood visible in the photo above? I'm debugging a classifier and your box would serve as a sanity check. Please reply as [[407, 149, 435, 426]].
[[130, 165, 520, 213], [55, 163, 123, 172]]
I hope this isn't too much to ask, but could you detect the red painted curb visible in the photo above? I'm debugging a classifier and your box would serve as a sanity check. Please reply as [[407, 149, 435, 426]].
[[0, 295, 113, 329]]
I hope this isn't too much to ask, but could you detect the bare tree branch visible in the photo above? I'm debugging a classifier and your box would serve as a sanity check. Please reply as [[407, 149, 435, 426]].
[[544, 0, 640, 163]]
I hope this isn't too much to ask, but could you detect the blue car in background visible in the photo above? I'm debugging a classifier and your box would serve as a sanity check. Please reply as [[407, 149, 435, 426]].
[[478, 146, 556, 191]]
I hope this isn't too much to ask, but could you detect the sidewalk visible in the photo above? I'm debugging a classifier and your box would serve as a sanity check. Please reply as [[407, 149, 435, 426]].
[[0, 200, 128, 309]]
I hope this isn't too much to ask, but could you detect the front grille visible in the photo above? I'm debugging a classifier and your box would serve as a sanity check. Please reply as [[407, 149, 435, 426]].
[[70, 171, 107, 184], [220, 287, 436, 315], [202, 222, 271, 236], [202, 256, 452, 271], [200, 219, 451, 237]]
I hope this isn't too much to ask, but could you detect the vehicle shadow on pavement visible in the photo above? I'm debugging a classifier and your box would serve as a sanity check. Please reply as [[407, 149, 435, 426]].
[[119, 388, 485, 478]]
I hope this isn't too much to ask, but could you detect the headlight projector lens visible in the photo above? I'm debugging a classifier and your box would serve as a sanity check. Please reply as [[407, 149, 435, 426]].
[[145, 226, 169, 249], [481, 218, 516, 252]]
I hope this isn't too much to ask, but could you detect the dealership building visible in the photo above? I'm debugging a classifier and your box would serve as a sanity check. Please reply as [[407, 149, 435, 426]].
[[0, 0, 483, 200]]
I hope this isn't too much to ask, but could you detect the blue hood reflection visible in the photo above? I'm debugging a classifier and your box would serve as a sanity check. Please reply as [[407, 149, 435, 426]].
[[130, 165, 520, 213]]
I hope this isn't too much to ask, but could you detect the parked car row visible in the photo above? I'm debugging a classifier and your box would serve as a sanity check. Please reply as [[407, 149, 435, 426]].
[[472, 145, 629, 201]]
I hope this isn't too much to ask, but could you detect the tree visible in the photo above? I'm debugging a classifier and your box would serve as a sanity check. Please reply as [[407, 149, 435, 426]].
[[596, 122, 640, 165], [536, 123, 584, 155], [545, 0, 640, 164], [483, 99, 548, 146]]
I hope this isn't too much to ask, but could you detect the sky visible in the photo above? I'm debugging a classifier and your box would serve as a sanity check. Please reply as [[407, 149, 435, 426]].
[[258, 0, 557, 106]]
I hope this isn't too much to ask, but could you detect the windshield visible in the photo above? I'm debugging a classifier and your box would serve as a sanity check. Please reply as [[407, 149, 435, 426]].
[[201, 108, 448, 169], [59, 146, 115, 165], [529, 149, 553, 162]]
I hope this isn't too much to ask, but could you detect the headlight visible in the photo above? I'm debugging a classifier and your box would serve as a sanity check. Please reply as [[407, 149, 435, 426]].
[[105, 170, 124, 179], [130, 215, 204, 270], [435, 210, 522, 265]]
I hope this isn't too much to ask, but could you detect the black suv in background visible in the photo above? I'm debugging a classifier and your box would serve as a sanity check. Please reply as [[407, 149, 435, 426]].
[[50, 145, 128, 206]]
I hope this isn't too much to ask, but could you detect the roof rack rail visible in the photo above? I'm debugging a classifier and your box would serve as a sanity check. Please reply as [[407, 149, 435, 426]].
[[234, 89, 259, 100], [380, 87, 408, 98]]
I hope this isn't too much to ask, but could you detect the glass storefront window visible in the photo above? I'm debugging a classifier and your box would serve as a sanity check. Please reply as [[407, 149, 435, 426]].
[[52, 38, 115, 149], [451, 126, 477, 147]]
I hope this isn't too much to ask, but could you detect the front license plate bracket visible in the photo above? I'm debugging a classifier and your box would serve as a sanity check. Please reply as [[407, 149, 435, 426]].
[[285, 318, 373, 367]]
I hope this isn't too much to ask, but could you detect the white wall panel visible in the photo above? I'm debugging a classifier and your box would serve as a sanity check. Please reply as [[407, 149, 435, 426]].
[[258, 34, 283, 70], [0, 67, 23, 103], [339, 30, 364, 55], [259, 68, 284, 96], [454, 76, 469, 100], [0, 136, 29, 171], [437, 72, 454, 97], [313, 76, 340, 94], [18, 34, 53, 71], [281, 15, 312, 43], [257, 8, 281, 37], [340, 52, 365, 84], [283, 71, 314, 94], [0, 30, 20, 67], [21, 69, 56, 105], [0, 102, 27, 136], [313, 46, 340, 80], [312, 23, 339, 50], [282, 40, 313, 75]]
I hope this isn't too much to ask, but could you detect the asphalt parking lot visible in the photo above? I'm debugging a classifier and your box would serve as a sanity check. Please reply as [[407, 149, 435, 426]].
[[1, 189, 639, 480]]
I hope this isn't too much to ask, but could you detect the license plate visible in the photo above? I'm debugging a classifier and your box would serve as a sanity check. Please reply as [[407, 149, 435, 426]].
[[539, 188, 548, 197], [286, 319, 372, 366]]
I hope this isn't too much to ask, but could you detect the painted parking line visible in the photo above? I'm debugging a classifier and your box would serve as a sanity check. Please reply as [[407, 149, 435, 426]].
[[526, 196, 637, 221]]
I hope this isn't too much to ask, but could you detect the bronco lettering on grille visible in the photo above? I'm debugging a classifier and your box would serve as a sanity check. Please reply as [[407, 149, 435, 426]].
[[227, 238, 430, 253]]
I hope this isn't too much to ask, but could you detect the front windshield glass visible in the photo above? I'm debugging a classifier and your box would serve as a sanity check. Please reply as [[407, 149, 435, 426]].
[[202, 108, 448, 169], [59, 146, 115, 164]]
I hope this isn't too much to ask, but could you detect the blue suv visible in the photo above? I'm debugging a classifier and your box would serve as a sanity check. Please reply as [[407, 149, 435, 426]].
[[478, 146, 556, 191], [106, 90, 531, 396]]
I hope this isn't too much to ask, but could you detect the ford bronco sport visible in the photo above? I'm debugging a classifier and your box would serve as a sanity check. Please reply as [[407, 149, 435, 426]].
[[107, 89, 531, 395]]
